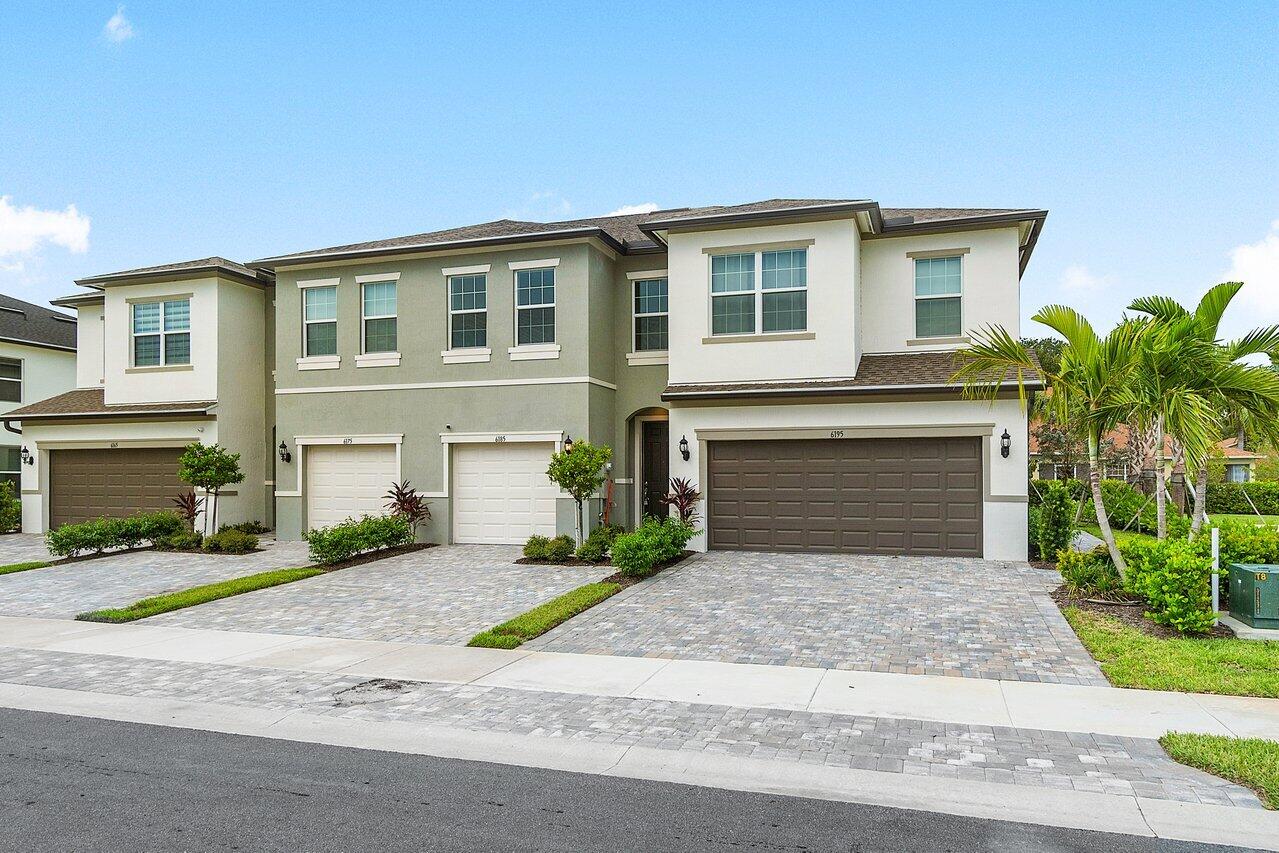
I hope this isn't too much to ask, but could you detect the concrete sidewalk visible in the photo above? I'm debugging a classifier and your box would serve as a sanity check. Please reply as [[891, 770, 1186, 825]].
[[2, 615, 1276, 740]]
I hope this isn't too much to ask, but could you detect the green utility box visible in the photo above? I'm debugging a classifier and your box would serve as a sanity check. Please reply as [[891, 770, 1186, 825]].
[[1228, 563, 1279, 629]]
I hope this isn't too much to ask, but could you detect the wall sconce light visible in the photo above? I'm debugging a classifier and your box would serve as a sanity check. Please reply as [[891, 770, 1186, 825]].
[[278, 441, 292, 464], [19, 446, 33, 466], [679, 435, 690, 461], [563, 434, 575, 454], [1000, 429, 1011, 459]]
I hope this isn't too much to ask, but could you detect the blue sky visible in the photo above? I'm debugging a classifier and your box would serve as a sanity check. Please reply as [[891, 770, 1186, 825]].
[[1, 2, 1276, 339]]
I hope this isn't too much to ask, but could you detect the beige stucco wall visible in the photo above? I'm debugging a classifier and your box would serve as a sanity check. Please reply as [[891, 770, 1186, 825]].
[[72, 303, 106, 389]]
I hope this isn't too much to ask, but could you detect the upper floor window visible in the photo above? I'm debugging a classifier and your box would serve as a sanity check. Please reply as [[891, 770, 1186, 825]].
[[132, 298, 190, 367], [515, 267, 555, 345], [914, 256, 962, 338], [304, 286, 338, 357], [449, 273, 487, 349], [361, 281, 397, 353], [633, 278, 668, 352], [0, 358, 20, 402], [711, 248, 807, 335]]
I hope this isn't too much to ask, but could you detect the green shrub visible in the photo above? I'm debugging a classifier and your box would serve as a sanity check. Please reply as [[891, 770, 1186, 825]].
[[1038, 481, 1074, 561], [576, 524, 621, 563], [1080, 479, 1184, 536], [0, 480, 20, 532], [1215, 517, 1279, 565], [523, 535, 551, 560], [611, 517, 696, 578], [157, 530, 203, 551], [1027, 506, 1042, 560], [1206, 481, 1279, 515], [202, 529, 258, 554], [46, 511, 186, 558], [218, 520, 270, 535], [1029, 478, 1085, 507], [546, 534, 575, 562], [1120, 537, 1216, 634], [303, 514, 413, 565], [1059, 548, 1123, 596]]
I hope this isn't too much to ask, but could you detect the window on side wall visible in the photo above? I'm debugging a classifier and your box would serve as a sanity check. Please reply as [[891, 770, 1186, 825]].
[[710, 248, 808, 335], [633, 278, 668, 352], [914, 256, 962, 338], [304, 286, 338, 357], [515, 267, 555, 345], [361, 281, 397, 353], [1227, 464, 1250, 483], [449, 273, 487, 349], [0, 358, 20, 402], [0, 446, 18, 491], [132, 298, 191, 367]]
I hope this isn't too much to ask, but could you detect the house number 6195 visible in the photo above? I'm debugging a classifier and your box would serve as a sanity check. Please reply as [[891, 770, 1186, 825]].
[[830, 430, 845, 439]]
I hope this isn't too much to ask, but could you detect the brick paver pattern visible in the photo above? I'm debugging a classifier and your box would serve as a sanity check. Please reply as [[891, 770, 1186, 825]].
[[0, 533, 54, 564], [0, 539, 313, 619], [0, 647, 1256, 808], [526, 551, 1106, 685], [148, 545, 611, 645]]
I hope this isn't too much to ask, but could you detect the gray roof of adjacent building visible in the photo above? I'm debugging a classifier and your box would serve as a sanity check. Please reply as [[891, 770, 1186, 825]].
[[0, 293, 77, 351], [74, 256, 270, 287], [4, 387, 215, 420]]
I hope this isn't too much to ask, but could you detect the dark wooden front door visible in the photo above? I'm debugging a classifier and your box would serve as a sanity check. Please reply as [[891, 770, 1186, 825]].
[[641, 420, 669, 520]]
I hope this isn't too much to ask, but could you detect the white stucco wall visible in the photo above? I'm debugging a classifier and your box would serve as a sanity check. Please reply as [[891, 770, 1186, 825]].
[[666, 219, 860, 384], [0, 341, 76, 417], [668, 396, 1029, 561], [859, 226, 1022, 354], [103, 277, 219, 405], [73, 303, 105, 388]]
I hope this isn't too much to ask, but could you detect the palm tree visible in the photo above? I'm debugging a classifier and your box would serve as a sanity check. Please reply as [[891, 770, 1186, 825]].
[[954, 306, 1142, 579]]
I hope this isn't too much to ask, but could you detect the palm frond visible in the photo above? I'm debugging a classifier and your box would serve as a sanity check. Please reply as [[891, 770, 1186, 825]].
[[1192, 281, 1244, 338]]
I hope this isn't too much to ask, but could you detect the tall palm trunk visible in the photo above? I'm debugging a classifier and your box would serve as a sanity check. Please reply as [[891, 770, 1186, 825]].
[[1190, 465, 1209, 536], [1088, 432, 1128, 581], [1154, 417, 1168, 540]]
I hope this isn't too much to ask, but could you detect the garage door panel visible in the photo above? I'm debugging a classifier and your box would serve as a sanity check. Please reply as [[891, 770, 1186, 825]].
[[452, 441, 557, 544], [307, 445, 398, 529], [708, 437, 982, 557], [49, 447, 185, 527]]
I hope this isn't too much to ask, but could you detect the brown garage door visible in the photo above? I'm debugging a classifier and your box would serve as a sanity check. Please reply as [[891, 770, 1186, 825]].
[[707, 437, 982, 556], [48, 447, 185, 527]]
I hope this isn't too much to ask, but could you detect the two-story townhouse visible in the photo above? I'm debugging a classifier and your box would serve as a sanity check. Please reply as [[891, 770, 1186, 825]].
[[0, 295, 77, 491], [7, 259, 273, 532]]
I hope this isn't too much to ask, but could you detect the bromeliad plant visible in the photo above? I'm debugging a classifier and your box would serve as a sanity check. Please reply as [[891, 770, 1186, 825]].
[[384, 480, 431, 539], [171, 490, 205, 532], [661, 477, 701, 524]]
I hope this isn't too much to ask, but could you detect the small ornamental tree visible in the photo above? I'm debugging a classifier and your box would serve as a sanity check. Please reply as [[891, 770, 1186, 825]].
[[178, 442, 245, 533], [546, 440, 612, 546]]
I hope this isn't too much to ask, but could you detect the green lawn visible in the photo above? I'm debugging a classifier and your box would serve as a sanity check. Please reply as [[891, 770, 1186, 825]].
[[1080, 525, 1157, 546], [0, 560, 51, 576], [77, 567, 324, 623], [1063, 607, 1279, 697], [1161, 733, 1279, 809], [468, 581, 622, 649]]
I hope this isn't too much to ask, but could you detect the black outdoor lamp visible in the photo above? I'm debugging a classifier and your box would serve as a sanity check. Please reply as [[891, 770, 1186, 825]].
[[1000, 429, 1012, 459], [563, 434, 574, 454], [19, 446, 32, 466], [679, 435, 690, 461], [278, 441, 292, 464]]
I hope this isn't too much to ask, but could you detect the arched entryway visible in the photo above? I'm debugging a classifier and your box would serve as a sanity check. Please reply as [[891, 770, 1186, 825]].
[[627, 407, 669, 525]]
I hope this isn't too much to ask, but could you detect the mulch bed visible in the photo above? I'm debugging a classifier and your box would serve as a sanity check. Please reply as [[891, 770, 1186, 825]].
[[47, 546, 156, 566], [515, 556, 610, 568], [517, 550, 695, 589], [1051, 584, 1235, 639], [315, 542, 435, 572]]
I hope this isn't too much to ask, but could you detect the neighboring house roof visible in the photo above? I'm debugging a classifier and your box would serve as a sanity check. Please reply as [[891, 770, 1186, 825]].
[[1217, 436, 1265, 461], [4, 388, 215, 420], [661, 351, 1042, 400], [250, 198, 1047, 271], [0, 293, 76, 352], [74, 256, 271, 288]]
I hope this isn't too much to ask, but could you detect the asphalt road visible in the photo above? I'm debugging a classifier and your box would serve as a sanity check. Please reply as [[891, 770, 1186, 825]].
[[0, 707, 1254, 852]]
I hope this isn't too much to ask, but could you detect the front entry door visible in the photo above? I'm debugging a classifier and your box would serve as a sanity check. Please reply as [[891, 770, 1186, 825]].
[[641, 420, 670, 520]]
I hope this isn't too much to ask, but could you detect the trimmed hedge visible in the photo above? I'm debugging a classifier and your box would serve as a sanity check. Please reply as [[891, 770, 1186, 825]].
[[1038, 481, 1074, 561], [303, 514, 413, 565], [576, 523, 622, 563], [1206, 481, 1279, 515], [202, 529, 258, 554], [611, 517, 696, 578], [522, 533, 575, 562], [46, 511, 186, 558], [1029, 478, 1086, 507]]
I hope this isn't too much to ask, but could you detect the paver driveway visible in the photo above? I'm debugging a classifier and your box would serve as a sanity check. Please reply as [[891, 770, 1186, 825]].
[[526, 551, 1106, 686], [0, 539, 312, 619], [149, 545, 612, 645], [0, 533, 53, 565]]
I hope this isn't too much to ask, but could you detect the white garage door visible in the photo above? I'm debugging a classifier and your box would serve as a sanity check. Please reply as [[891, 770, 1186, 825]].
[[306, 444, 398, 530], [452, 441, 558, 544]]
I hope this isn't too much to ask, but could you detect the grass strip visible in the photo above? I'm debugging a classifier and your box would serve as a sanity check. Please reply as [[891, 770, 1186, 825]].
[[1160, 732, 1279, 809], [467, 581, 622, 649], [0, 560, 51, 576], [1063, 607, 1279, 697], [76, 567, 324, 623]]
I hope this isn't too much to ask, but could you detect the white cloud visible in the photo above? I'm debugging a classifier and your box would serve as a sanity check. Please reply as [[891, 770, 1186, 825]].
[[1224, 219, 1279, 329], [603, 202, 659, 217], [1058, 264, 1110, 294], [0, 196, 91, 258], [103, 5, 135, 43]]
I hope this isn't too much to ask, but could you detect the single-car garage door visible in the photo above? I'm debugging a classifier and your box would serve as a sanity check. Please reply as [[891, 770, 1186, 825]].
[[452, 441, 558, 544], [306, 444, 398, 529], [48, 447, 185, 527], [708, 437, 982, 556]]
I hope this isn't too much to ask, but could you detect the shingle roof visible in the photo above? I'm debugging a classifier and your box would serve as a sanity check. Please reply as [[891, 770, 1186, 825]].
[[0, 294, 76, 351], [75, 256, 267, 287], [661, 351, 1042, 400], [5, 388, 215, 420]]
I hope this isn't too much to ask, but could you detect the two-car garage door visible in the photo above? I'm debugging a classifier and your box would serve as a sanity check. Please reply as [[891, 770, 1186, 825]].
[[48, 447, 185, 528], [707, 437, 982, 557]]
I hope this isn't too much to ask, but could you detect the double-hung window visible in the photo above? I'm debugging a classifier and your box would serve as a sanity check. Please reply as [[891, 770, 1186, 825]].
[[132, 298, 190, 366], [0, 446, 19, 490], [304, 286, 338, 357], [449, 273, 487, 349], [710, 248, 808, 335], [361, 280, 397, 353], [914, 256, 963, 338], [633, 278, 668, 352], [0, 357, 20, 402], [515, 267, 555, 345]]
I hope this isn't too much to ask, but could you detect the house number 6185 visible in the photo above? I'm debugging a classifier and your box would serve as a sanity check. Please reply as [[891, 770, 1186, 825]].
[[494, 435, 507, 442]]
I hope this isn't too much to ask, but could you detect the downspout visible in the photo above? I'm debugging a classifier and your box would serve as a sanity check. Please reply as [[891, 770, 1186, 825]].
[[3, 419, 19, 435]]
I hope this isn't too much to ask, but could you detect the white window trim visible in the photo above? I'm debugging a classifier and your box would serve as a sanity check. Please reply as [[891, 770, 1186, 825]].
[[0, 357, 22, 404], [442, 263, 491, 276], [354, 272, 401, 283], [627, 351, 668, 366], [131, 298, 191, 368], [913, 254, 964, 340], [303, 285, 339, 359], [630, 275, 669, 362], [297, 278, 340, 289], [708, 250, 808, 337], [360, 280, 398, 357], [447, 272, 488, 355], [508, 342, 561, 361], [626, 268, 668, 280], [513, 266, 556, 349], [297, 355, 341, 370], [508, 258, 560, 271]]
